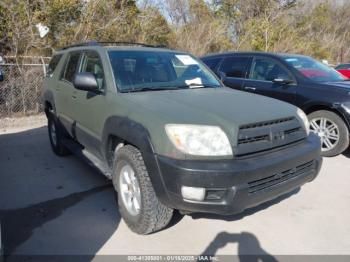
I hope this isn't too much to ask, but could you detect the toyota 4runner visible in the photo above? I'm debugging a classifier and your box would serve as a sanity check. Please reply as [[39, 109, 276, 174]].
[[42, 42, 322, 234]]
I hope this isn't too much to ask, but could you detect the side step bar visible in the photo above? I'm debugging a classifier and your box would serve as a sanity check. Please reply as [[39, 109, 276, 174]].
[[62, 139, 112, 179]]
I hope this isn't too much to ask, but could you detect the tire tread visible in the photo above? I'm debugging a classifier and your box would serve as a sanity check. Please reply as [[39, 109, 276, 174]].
[[114, 145, 173, 234]]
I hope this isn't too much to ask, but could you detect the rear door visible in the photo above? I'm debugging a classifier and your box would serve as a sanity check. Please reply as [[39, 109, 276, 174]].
[[217, 56, 252, 90], [56, 51, 82, 136], [243, 56, 298, 104]]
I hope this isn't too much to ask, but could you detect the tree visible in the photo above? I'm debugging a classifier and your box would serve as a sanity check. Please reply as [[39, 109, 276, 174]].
[[138, 7, 173, 45]]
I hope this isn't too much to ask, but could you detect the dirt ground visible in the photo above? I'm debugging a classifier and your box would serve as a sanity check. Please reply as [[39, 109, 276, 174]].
[[0, 114, 47, 134]]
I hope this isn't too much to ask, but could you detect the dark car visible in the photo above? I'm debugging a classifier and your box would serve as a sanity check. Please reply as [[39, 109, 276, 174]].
[[202, 52, 350, 157], [335, 63, 350, 79]]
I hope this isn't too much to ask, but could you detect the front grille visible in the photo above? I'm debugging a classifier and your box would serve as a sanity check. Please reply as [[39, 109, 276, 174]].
[[248, 161, 316, 194], [236, 117, 306, 156], [240, 117, 294, 130]]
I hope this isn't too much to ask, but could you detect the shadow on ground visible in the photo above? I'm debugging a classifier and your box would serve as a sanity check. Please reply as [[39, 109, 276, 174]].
[[192, 188, 300, 260], [0, 127, 120, 260], [0, 184, 113, 255], [200, 231, 277, 262], [343, 148, 350, 158]]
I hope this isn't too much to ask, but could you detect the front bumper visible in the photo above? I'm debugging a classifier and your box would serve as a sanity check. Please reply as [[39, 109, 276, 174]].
[[148, 133, 322, 215]]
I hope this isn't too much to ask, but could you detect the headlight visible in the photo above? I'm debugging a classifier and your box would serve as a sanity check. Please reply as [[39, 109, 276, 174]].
[[165, 124, 233, 156], [297, 108, 310, 135]]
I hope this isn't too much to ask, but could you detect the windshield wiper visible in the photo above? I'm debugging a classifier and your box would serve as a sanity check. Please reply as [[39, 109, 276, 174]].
[[121, 84, 221, 93], [122, 86, 186, 93], [176, 83, 222, 89]]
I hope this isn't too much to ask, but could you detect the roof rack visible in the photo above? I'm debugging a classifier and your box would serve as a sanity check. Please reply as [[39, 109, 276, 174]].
[[60, 41, 167, 50]]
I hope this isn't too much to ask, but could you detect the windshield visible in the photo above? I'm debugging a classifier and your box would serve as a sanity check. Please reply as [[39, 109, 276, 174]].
[[108, 51, 221, 92], [283, 56, 345, 82]]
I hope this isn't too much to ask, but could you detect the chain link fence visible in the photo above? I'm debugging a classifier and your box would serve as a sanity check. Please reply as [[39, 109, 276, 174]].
[[0, 56, 50, 118]]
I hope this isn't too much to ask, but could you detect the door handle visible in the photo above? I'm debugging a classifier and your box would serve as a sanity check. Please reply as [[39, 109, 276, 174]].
[[72, 92, 77, 99], [244, 86, 256, 91]]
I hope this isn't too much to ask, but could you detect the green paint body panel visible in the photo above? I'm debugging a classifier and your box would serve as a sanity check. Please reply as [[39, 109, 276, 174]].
[[42, 46, 305, 160]]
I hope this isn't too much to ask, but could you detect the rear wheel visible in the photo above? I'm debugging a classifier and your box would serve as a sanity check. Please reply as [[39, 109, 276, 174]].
[[112, 145, 173, 234], [48, 115, 70, 156], [308, 110, 349, 157]]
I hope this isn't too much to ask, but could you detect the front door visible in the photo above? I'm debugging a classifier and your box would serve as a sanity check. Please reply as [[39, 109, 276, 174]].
[[71, 50, 109, 158], [243, 56, 298, 105]]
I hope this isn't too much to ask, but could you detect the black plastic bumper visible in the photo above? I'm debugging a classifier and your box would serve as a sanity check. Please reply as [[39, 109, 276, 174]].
[[147, 133, 322, 215]]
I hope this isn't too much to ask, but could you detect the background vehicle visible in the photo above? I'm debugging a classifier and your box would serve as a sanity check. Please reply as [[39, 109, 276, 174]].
[[335, 63, 350, 79], [42, 42, 322, 234], [202, 52, 350, 157]]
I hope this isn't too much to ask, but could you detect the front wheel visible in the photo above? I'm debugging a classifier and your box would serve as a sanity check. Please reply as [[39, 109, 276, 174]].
[[112, 145, 173, 234], [308, 110, 349, 157]]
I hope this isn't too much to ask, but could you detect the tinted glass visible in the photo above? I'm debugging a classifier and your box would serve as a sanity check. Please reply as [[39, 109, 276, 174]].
[[63, 52, 80, 83], [284, 56, 345, 82], [47, 54, 62, 77], [81, 51, 104, 89], [250, 57, 293, 81], [108, 51, 221, 92], [219, 57, 250, 78], [202, 57, 221, 71], [335, 64, 350, 70]]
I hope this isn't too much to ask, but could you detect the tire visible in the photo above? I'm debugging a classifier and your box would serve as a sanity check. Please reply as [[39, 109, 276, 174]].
[[48, 115, 70, 156], [308, 110, 349, 157], [112, 145, 173, 234]]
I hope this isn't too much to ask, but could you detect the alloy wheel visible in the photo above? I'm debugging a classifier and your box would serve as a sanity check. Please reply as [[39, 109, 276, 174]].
[[310, 117, 340, 152], [50, 121, 57, 147], [119, 164, 141, 216]]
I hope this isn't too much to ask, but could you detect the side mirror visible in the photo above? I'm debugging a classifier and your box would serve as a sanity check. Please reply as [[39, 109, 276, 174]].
[[0, 69, 4, 82], [73, 72, 100, 93], [273, 78, 294, 85]]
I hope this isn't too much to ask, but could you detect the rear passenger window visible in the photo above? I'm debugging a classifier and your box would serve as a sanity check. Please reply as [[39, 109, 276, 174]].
[[203, 58, 221, 71], [62, 52, 81, 83], [219, 57, 250, 78], [47, 54, 62, 77]]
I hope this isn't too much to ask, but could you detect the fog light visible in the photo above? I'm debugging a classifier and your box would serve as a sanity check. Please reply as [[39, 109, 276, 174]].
[[181, 186, 206, 201], [205, 189, 227, 201]]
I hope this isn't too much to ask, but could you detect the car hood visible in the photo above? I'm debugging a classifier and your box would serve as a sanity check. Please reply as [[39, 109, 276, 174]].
[[123, 87, 299, 132]]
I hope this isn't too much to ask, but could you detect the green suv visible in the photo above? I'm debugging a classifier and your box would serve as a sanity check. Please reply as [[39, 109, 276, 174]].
[[42, 42, 322, 234]]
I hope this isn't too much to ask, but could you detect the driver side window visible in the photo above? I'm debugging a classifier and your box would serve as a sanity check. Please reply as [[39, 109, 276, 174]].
[[80, 51, 105, 90], [250, 57, 292, 82]]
